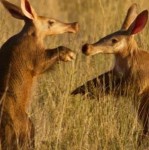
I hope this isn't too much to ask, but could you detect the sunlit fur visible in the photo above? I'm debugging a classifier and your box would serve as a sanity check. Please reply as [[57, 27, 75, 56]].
[[0, 0, 78, 149], [72, 4, 149, 144]]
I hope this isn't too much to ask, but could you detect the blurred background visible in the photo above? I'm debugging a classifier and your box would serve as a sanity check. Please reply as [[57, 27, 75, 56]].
[[0, 0, 149, 149]]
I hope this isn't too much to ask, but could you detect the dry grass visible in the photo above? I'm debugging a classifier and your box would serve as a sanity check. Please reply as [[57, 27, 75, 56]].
[[0, 0, 149, 149]]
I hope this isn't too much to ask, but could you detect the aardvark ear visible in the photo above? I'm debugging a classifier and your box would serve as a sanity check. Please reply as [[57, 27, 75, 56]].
[[21, 0, 37, 20], [127, 10, 148, 35], [121, 3, 138, 30], [1, 0, 25, 20]]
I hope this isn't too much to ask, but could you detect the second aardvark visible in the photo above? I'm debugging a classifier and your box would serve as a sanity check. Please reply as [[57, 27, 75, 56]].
[[72, 4, 149, 142], [0, 0, 78, 149]]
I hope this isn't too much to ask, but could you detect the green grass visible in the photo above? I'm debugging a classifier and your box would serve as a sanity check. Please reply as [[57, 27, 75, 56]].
[[0, 0, 149, 149]]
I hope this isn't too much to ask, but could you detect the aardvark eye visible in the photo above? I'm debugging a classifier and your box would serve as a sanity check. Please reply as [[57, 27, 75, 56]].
[[48, 21, 54, 27], [112, 38, 118, 44]]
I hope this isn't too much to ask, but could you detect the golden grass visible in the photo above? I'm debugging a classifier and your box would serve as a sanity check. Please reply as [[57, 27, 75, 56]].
[[0, 0, 149, 149]]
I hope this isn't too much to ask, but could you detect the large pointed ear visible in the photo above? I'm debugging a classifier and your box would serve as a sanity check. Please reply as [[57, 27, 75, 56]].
[[1, 0, 25, 20], [21, 0, 37, 20], [127, 10, 148, 35], [121, 3, 138, 30]]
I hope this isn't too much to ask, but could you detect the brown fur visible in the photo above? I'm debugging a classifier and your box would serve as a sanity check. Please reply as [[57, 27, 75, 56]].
[[0, 0, 78, 149], [72, 4, 149, 144]]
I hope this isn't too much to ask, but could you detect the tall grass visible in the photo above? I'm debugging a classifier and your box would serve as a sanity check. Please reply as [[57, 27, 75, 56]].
[[0, 0, 149, 149]]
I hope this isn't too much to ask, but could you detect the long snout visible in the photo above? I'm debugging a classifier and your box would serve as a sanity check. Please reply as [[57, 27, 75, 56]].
[[82, 44, 94, 55], [47, 19, 79, 35], [67, 22, 79, 33], [82, 43, 107, 56]]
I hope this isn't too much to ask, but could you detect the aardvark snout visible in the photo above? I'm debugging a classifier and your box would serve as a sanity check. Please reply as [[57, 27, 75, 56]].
[[68, 22, 79, 33], [82, 44, 93, 55]]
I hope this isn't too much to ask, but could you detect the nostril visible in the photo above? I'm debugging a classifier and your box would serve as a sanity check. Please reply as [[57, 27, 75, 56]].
[[67, 22, 79, 33], [82, 44, 88, 54]]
